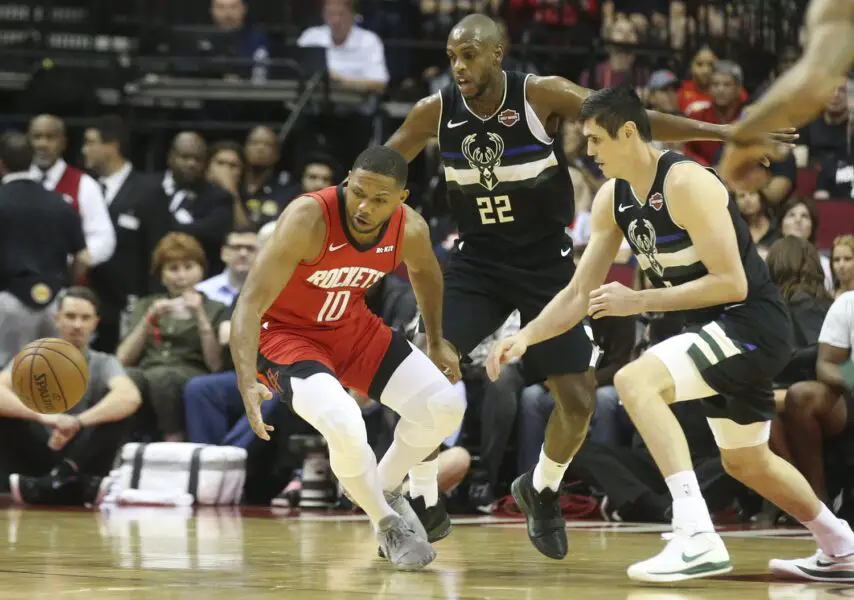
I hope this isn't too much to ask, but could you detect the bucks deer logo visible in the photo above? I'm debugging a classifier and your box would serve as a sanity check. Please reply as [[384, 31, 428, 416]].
[[628, 218, 665, 277], [462, 132, 504, 191]]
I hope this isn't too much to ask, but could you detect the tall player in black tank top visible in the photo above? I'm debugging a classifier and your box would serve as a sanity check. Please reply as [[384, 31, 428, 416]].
[[488, 87, 854, 584], [383, 13, 795, 560]]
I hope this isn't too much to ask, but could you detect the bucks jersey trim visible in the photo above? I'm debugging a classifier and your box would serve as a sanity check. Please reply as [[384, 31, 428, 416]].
[[437, 71, 574, 262]]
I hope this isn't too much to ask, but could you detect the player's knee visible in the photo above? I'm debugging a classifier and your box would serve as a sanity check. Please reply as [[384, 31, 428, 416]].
[[549, 373, 596, 417], [292, 375, 368, 450], [427, 386, 466, 437], [720, 443, 773, 482]]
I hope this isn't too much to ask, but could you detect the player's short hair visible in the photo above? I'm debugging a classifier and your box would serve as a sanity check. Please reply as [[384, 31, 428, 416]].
[[57, 286, 100, 315], [578, 86, 652, 142], [352, 146, 408, 187]]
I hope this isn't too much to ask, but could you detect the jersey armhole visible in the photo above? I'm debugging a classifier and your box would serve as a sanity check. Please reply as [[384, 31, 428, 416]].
[[436, 91, 444, 149], [391, 205, 408, 268], [661, 161, 724, 231], [523, 74, 553, 145], [302, 194, 331, 267]]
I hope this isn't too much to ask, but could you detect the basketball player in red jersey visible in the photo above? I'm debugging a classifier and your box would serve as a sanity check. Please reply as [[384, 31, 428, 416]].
[[229, 146, 465, 570]]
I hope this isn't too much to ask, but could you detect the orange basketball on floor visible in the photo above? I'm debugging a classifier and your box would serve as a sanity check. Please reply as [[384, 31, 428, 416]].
[[10, 338, 89, 414]]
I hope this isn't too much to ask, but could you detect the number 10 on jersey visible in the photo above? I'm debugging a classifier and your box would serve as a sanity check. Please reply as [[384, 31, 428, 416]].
[[477, 195, 514, 224], [317, 290, 350, 322]]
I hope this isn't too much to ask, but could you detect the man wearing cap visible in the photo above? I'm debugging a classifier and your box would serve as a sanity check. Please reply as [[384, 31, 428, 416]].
[[683, 61, 747, 166]]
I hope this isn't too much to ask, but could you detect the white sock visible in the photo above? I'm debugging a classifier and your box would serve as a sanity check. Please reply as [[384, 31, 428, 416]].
[[804, 504, 854, 557], [332, 444, 396, 527], [532, 446, 570, 493], [408, 459, 439, 508], [377, 432, 435, 495], [665, 471, 714, 533]]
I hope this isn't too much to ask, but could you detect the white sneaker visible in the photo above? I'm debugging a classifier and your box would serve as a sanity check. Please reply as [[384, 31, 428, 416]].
[[769, 548, 854, 582], [627, 529, 732, 583]]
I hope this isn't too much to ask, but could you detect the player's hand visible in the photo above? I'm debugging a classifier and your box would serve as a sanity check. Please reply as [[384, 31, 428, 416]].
[[719, 124, 797, 192], [427, 339, 462, 384], [589, 282, 641, 319], [241, 382, 274, 441], [486, 334, 529, 382]]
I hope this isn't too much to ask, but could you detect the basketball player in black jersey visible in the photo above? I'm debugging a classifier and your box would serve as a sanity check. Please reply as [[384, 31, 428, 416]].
[[384, 13, 793, 559], [487, 86, 854, 583]]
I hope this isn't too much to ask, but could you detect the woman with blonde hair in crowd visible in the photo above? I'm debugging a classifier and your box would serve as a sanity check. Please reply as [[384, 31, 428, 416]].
[[831, 235, 854, 298], [117, 232, 230, 441]]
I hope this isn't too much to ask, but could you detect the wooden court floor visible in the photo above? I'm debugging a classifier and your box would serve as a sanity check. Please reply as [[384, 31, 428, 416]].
[[0, 504, 848, 600]]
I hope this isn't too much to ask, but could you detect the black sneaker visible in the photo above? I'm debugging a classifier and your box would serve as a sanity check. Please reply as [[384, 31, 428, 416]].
[[10, 459, 84, 506], [511, 469, 567, 560], [81, 474, 110, 506], [408, 493, 452, 543]]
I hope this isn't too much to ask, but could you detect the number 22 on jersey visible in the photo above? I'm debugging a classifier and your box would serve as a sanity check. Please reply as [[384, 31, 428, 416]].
[[477, 195, 514, 225]]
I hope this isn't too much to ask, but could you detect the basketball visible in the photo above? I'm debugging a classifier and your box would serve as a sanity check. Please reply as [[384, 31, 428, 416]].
[[10, 338, 89, 414]]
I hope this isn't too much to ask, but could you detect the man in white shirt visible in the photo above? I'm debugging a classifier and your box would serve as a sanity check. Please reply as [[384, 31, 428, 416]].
[[783, 291, 854, 510], [28, 115, 116, 272], [297, 0, 389, 93], [196, 227, 259, 307]]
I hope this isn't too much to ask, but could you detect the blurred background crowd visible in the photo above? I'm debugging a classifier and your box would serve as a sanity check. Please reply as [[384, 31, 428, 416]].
[[0, 0, 853, 522]]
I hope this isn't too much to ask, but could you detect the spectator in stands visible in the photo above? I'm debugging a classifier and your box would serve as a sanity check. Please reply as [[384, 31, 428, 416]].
[[602, 0, 669, 43], [579, 17, 649, 91], [117, 233, 229, 441], [766, 237, 834, 463], [206, 140, 250, 229], [196, 226, 258, 308], [160, 132, 234, 274], [241, 126, 294, 229], [735, 190, 780, 260], [297, 0, 389, 94], [28, 114, 116, 277], [798, 84, 850, 168], [203, 0, 269, 82], [0, 287, 141, 506], [279, 155, 339, 209], [82, 115, 168, 353], [645, 70, 687, 153], [683, 60, 746, 166], [781, 289, 854, 511], [0, 132, 87, 368], [778, 196, 834, 291], [677, 46, 748, 115], [832, 235, 854, 298]]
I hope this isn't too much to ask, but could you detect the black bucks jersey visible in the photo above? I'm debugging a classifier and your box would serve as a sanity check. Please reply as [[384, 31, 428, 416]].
[[438, 71, 573, 266], [612, 151, 785, 324]]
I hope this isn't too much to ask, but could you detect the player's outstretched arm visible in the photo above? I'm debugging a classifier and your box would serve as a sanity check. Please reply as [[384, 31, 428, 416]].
[[400, 206, 461, 383], [528, 75, 736, 143], [384, 93, 443, 163], [730, 0, 854, 141], [229, 197, 325, 438], [486, 180, 623, 379], [638, 165, 746, 313]]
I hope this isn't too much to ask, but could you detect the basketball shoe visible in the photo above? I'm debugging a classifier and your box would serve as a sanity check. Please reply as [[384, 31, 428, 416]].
[[408, 493, 452, 543], [769, 549, 854, 582], [627, 528, 732, 582], [510, 469, 567, 560], [384, 487, 429, 541], [376, 514, 436, 570]]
